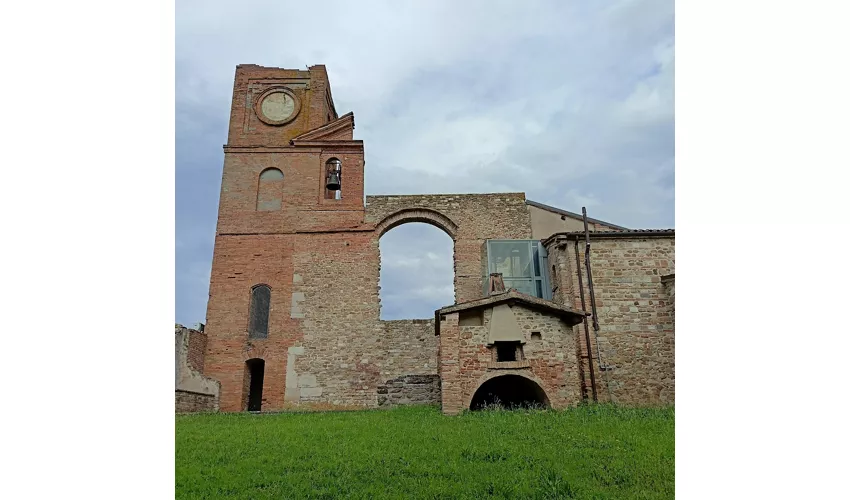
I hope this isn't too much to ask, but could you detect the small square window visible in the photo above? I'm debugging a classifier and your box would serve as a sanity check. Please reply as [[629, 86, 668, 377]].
[[494, 342, 522, 362]]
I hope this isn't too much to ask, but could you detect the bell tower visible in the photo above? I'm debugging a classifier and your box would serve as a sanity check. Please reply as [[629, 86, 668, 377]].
[[216, 64, 366, 234], [203, 64, 368, 412]]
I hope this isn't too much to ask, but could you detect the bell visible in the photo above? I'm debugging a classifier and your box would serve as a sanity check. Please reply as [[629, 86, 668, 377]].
[[326, 172, 341, 191]]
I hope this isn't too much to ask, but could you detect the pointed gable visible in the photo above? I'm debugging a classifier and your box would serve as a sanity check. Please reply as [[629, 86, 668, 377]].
[[291, 112, 355, 143]]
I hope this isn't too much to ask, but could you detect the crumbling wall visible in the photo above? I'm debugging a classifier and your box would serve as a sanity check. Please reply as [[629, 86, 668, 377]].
[[175, 325, 220, 412]]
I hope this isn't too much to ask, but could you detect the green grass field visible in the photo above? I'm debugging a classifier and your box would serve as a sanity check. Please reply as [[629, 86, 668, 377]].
[[176, 404, 674, 499]]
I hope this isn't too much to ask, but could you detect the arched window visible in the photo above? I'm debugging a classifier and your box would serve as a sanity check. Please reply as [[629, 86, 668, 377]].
[[248, 285, 271, 338], [324, 158, 342, 200], [257, 168, 284, 211]]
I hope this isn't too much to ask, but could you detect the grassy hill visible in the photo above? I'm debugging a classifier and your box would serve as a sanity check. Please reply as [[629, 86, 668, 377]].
[[176, 404, 674, 499]]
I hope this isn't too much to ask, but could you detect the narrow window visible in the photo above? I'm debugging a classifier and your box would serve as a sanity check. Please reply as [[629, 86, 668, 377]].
[[248, 285, 271, 338], [256, 168, 284, 211], [324, 158, 342, 200]]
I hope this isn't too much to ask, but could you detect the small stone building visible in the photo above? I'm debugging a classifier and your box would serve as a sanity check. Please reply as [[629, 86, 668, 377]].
[[437, 290, 587, 415], [175, 64, 675, 415]]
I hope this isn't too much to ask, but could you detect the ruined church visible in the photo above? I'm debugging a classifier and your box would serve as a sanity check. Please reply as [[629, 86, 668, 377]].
[[175, 64, 675, 415]]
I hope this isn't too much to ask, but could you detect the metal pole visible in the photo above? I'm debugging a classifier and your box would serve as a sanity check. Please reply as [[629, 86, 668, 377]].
[[582, 207, 610, 401], [583, 207, 600, 332], [573, 239, 597, 402]]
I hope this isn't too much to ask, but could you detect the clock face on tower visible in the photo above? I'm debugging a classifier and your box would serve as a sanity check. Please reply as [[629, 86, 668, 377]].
[[255, 87, 301, 125]]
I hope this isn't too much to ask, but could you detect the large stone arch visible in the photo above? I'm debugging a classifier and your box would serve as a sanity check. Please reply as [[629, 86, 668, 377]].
[[465, 370, 551, 410], [374, 208, 459, 240], [365, 194, 532, 305], [375, 208, 458, 318]]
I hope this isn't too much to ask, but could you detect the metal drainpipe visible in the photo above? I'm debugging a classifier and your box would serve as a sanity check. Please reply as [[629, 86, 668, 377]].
[[573, 239, 597, 402], [582, 208, 612, 402]]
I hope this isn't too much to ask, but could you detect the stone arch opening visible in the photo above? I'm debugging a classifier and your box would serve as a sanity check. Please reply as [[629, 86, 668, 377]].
[[243, 358, 265, 412], [469, 374, 550, 411], [379, 222, 455, 320], [374, 208, 458, 239]]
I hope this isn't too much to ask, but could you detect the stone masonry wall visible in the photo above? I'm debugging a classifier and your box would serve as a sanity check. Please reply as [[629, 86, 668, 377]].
[[267, 194, 534, 410], [548, 239, 604, 401], [438, 305, 583, 415], [366, 193, 532, 304], [176, 390, 218, 413], [662, 275, 675, 326], [546, 236, 675, 405], [377, 375, 441, 407]]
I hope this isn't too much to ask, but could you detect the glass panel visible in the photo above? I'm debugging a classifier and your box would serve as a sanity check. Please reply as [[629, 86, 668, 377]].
[[533, 245, 541, 277], [536, 280, 543, 298], [488, 241, 533, 278]]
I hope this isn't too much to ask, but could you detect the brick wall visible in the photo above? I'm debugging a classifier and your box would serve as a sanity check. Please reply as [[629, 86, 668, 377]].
[[214, 149, 366, 236], [175, 325, 220, 412], [438, 304, 583, 415], [186, 326, 206, 372], [545, 235, 675, 405], [226, 64, 335, 147]]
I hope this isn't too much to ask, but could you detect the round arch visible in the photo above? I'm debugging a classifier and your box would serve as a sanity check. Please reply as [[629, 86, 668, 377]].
[[377, 219, 456, 319], [374, 208, 459, 240], [468, 371, 551, 411]]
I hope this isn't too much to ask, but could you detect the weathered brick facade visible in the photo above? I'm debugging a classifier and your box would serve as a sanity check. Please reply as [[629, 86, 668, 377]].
[[188, 64, 675, 415], [543, 232, 675, 405]]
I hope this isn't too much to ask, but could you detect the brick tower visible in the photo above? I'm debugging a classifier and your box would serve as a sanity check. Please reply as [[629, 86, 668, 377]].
[[203, 65, 367, 412]]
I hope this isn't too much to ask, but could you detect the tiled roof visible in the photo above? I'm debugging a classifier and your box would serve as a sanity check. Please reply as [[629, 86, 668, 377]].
[[434, 289, 588, 335], [542, 229, 674, 246]]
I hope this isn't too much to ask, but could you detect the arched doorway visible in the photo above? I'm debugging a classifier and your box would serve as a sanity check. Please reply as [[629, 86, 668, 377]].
[[244, 358, 265, 411], [470, 374, 550, 410]]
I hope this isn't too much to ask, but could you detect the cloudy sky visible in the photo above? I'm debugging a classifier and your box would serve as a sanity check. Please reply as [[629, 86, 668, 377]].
[[176, 0, 674, 325]]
